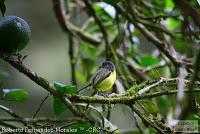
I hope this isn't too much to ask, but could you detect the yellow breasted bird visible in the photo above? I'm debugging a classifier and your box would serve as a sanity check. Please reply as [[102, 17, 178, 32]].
[[78, 61, 116, 95]]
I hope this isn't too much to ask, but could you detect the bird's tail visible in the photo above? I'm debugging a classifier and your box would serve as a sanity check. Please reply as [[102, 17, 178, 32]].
[[76, 84, 92, 93]]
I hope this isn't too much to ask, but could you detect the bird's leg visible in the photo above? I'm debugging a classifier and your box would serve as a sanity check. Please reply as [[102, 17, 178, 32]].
[[99, 92, 109, 98], [84, 87, 97, 113], [99, 92, 112, 120]]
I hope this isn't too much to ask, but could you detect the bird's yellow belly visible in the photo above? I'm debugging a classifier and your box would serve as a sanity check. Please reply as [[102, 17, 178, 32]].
[[95, 71, 116, 92]]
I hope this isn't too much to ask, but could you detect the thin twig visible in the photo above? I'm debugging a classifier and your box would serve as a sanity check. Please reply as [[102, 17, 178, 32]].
[[68, 33, 77, 85], [54, 0, 77, 85], [32, 94, 50, 118], [52, 0, 101, 45], [139, 14, 179, 21], [137, 78, 165, 95], [130, 106, 168, 134], [132, 112, 143, 134], [142, 61, 168, 73], [0, 105, 27, 126], [83, 0, 110, 59], [0, 105, 20, 118]]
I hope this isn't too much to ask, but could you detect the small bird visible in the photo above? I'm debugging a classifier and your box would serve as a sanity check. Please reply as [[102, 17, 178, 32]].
[[77, 61, 116, 95]]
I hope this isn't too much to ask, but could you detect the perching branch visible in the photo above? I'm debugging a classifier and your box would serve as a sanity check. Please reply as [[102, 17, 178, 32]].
[[67, 88, 200, 104]]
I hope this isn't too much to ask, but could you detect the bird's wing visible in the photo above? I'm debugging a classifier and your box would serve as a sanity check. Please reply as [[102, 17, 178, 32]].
[[91, 68, 111, 87]]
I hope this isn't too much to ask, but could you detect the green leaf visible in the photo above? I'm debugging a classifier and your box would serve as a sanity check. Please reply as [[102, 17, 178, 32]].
[[81, 58, 96, 79], [53, 82, 77, 94], [174, 38, 187, 54], [133, 27, 141, 36], [140, 100, 159, 115], [3, 89, 28, 102], [83, 3, 117, 37], [147, 70, 160, 79], [52, 82, 75, 115], [53, 97, 67, 116], [143, 6, 153, 16], [165, 18, 181, 31], [138, 55, 159, 67], [53, 83, 76, 115], [75, 70, 86, 84], [81, 42, 97, 57], [165, 0, 175, 9], [82, 58, 95, 71], [103, 0, 120, 5], [147, 64, 171, 79], [156, 96, 171, 114]]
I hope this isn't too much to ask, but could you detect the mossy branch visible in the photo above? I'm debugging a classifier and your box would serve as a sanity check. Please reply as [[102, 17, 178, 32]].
[[67, 88, 200, 104]]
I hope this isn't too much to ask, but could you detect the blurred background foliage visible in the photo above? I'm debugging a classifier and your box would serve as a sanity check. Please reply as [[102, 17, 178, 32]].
[[0, 0, 69, 117], [0, 0, 200, 133]]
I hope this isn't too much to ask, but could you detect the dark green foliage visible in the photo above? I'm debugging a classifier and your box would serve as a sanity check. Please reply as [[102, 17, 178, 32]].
[[53, 82, 77, 115], [53, 96, 67, 116], [54, 82, 77, 94]]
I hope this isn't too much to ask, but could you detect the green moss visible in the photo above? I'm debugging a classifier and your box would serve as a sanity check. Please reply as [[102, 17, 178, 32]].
[[124, 81, 149, 96]]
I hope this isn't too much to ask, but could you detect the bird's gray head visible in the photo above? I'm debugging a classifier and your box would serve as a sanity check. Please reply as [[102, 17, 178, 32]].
[[100, 61, 115, 71]]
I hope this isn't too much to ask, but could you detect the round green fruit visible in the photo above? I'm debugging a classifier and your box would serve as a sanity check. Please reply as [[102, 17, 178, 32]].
[[0, 16, 31, 53]]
